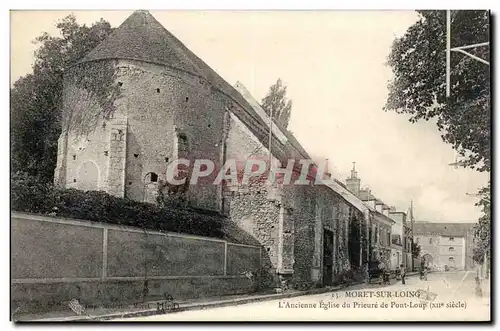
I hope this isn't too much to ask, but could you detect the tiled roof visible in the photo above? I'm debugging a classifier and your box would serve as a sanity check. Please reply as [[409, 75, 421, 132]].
[[80, 10, 201, 75], [413, 222, 476, 237]]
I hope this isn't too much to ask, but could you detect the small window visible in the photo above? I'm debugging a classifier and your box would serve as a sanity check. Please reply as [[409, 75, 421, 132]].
[[448, 257, 454, 261], [449, 237, 455, 241], [177, 132, 189, 155], [449, 247, 454, 252], [429, 238, 433, 244]]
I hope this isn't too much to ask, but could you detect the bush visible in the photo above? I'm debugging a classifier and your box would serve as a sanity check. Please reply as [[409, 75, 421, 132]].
[[11, 175, 225, 239]]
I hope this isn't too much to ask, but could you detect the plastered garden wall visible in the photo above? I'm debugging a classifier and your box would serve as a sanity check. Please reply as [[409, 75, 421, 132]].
[[11, 212, 260, 314]]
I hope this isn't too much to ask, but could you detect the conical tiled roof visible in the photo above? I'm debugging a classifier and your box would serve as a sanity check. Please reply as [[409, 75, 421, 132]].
[[81, 10, 202, 76]]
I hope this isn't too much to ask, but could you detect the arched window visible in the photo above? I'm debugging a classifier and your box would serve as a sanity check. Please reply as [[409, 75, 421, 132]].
[[448, 257, 455, 267], [449, 247, 454, 252], [144, 172, 158, 183]]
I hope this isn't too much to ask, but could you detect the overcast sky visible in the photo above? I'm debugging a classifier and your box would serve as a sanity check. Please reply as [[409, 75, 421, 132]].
[[10, 10, 490, 222]]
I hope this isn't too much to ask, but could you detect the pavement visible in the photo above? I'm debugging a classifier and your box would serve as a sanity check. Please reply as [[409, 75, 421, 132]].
[[14, 282, 360, 322], [14, 272, 490, 322], [112, 271, 490, 322], [15, 272, 422, 322]]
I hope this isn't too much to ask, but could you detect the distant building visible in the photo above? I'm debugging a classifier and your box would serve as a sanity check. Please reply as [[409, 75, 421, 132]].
[[413, 222, 476, 271]]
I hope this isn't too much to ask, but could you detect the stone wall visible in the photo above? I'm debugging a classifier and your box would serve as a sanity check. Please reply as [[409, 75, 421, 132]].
[[55, 70, 119, 191], [227, 179, 280, 289], [223, 95, 363, 289], [107, 118, 127, 197], [58, 59, 234, 211]]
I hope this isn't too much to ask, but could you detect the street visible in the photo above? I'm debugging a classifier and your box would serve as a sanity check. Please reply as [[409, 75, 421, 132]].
[[114, 271, 490, 322]]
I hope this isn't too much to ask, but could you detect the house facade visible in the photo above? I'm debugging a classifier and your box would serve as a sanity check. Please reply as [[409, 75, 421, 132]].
[[389, 209, 404, 270], [389, 210, 413, 270], [345, 167, 396, 270]]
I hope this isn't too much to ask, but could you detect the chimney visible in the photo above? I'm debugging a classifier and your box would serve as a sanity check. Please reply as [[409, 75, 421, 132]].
[[345, 162, 361, 197]]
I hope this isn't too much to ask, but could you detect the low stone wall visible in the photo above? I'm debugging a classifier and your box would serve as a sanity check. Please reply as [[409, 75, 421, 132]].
[[11, 212, 261, 314]]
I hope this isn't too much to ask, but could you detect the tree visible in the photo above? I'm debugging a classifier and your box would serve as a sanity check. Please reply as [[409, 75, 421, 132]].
[[261, 78, 293, 129], [386, 10, 490, 172], [385, 10, 491, 265], [10, 15, 114, 183], [412, 241, 421, 259]]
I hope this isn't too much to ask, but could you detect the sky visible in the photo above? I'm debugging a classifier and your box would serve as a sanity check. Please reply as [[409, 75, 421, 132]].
[[10, 10, 490, 223]]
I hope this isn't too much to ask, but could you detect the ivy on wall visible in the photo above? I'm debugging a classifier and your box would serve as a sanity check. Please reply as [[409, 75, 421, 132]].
[[11, 173, 224, 239], [63, 61, 121, 137]]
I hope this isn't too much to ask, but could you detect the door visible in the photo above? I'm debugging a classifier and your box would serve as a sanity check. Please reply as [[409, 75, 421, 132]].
[[323, 229, 334, 286]]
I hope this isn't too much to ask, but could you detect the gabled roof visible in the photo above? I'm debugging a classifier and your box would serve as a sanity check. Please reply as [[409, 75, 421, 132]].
[[413, 222, 476, 237], [233, 81, 312, 160], [233, 83, 369, 216]]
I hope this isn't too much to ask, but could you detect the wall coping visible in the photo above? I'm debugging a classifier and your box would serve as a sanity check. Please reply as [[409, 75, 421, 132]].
[[12, 275, 248, 284]]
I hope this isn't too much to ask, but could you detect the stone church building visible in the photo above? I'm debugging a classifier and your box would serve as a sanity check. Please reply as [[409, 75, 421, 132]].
[[54, 10, 375, 290]]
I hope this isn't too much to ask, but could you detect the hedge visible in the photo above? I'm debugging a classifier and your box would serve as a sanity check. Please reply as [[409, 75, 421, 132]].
[[11, 174, 225, 239]]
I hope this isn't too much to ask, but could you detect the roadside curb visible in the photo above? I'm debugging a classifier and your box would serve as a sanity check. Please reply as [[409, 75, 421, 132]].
[[27, 281, 366, 322]]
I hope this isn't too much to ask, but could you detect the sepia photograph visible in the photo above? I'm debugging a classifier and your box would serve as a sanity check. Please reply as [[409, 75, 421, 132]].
[[9, 8, 491, 323]]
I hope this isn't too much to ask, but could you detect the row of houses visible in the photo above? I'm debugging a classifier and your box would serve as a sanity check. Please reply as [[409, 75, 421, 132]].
[[53, 10, 415, 291]]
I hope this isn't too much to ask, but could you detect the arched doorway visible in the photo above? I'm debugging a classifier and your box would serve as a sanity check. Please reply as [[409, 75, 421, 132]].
[[77, 161, 99, 191]]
